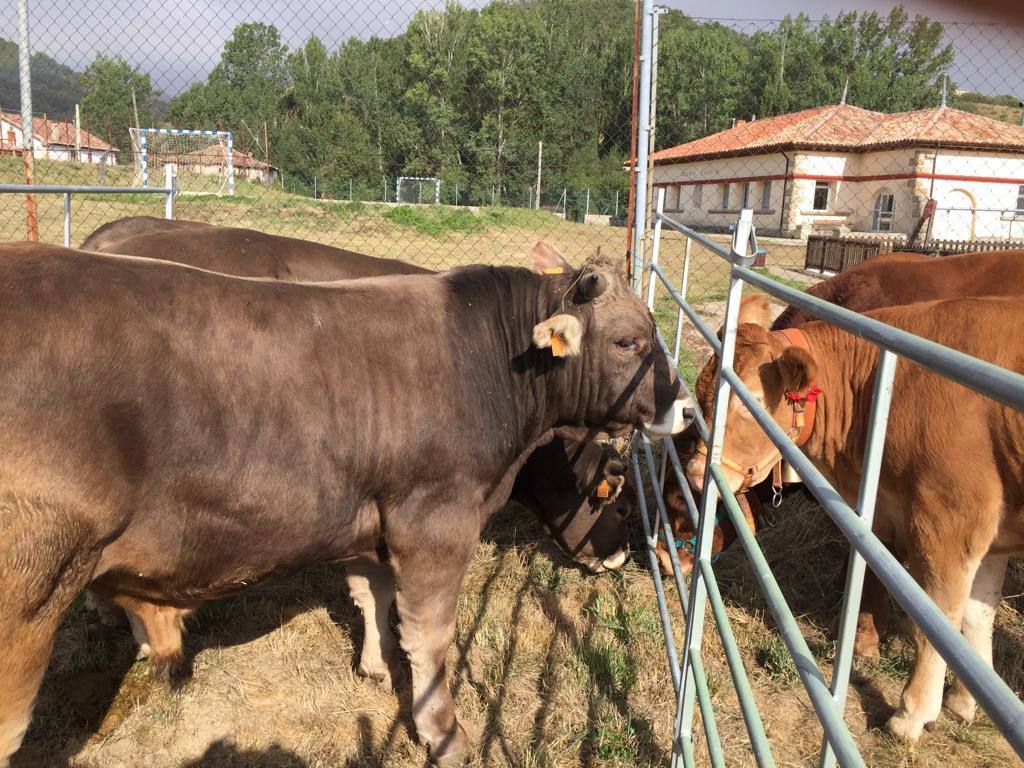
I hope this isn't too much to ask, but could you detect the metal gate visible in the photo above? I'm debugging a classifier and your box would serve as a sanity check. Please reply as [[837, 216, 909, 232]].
[[630, 184, 1024, 766]]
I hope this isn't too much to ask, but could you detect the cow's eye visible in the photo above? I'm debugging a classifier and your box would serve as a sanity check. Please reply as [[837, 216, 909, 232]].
[[615, 338, 637, 350]]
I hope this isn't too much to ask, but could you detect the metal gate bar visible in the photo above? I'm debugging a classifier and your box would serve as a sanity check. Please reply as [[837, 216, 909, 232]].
[[634, 185, 1024, 767], [0, 166, 177, 247]]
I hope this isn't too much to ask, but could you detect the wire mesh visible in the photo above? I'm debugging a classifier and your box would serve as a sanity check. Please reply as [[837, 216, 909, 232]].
[[4, 2, 1024, 766]]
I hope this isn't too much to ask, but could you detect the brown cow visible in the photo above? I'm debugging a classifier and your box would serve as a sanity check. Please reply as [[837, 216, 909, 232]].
[[0, 242, 691, 766], [660, 249, 1024, 588], [84, 216, 632, 574], [82, 218, 635, 695], [685, 293, 1024, 743]]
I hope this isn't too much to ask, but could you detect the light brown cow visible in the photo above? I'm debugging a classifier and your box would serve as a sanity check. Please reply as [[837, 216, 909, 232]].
[[686, 293, 1024, 743]]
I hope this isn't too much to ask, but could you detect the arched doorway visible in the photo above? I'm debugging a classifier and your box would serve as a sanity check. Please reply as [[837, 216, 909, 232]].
[[931, 189, 976, 240]]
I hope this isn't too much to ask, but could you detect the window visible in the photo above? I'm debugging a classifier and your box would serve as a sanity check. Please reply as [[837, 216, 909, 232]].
[[740, 182, 751, 209], [721, 183, 730, 209], [694, 184, 703, 209], [674, 185, 684, 211], [812, 181, 830, 211], [1017, 184, 1024, 214], [760, 180, 772, 210], [872, 193, 895, 231]]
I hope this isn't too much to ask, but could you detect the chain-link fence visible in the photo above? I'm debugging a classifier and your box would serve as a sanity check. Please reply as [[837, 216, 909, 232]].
[[5, 2, 1024, 766], [3, 0, 639, 271]]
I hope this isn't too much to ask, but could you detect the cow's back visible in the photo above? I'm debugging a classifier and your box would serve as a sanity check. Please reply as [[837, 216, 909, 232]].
[[773, 250, 1024, 330], [83, 217, 433, 281]]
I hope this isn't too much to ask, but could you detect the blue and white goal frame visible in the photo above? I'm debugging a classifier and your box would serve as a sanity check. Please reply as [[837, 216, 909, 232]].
[[137, 128, 234, 195]]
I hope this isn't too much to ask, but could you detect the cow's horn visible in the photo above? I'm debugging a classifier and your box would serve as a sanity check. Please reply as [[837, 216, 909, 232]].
[[579, 271, 607, 301]]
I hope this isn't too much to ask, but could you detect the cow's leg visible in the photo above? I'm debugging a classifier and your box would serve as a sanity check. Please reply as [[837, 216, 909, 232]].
[[344, 551, 401, 691], [853, 566, 890, 660], [0, 505, 96, 767], [943, 553, 1009, 723], [112, 597, 191, 675], [388, 527, 475, 766], [886, 550, 980, 742]]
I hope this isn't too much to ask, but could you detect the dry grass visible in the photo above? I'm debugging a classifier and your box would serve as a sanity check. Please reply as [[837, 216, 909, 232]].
[[17, 494, 1023, 768]]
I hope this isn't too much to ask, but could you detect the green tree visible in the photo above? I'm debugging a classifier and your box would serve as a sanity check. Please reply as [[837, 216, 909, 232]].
[[80, 54, 154, 153]]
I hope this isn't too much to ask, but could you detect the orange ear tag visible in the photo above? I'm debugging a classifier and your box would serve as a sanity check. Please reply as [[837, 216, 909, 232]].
[[549, 332, 567, 357], [596, 479, 612, 499], [543, 267, 564, 275]]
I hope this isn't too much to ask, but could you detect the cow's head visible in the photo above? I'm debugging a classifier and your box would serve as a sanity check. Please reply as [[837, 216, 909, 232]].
[[518, 438, 633, 573], [686, 295, 816, 494], [530, 242, 693, 437]]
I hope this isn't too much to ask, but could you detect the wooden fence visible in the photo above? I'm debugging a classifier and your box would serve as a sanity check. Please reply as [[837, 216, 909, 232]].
[[805, 235, 1024, 272]]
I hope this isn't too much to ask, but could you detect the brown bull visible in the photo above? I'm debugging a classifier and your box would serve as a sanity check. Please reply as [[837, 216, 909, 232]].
[[0, 242, 691, 766], [85, 216, 632, 574], [684, 293, 1024, 743]]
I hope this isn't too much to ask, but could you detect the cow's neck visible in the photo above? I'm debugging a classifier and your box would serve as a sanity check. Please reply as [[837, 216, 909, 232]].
[[443, 266, 585, 451], [798, 323, 881, 477]]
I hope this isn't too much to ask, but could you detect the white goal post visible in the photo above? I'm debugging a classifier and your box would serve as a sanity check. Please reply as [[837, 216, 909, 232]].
[[130, 128, 235, 195], [396, 176, 441, 205]]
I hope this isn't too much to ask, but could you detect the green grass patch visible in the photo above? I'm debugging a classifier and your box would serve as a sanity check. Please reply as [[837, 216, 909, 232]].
[[594, 712, 639, 761], [753, 634, 798, 682], [384, 204, 484, 237], [480, 205, 554, 229]]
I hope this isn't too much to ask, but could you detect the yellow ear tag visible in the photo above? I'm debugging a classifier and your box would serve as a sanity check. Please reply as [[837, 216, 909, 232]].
[[596, 479, 612, 499], [549, 331, 567, 357], [543, 267, 564, 275]]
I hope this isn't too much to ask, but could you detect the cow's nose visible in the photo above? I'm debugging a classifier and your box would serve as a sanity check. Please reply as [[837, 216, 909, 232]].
[[682, 406, 695, 423]]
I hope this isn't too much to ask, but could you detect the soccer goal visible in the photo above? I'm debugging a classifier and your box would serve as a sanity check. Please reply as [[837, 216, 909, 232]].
[[130, 128, 235, 195], [395, 176, 440, 205]]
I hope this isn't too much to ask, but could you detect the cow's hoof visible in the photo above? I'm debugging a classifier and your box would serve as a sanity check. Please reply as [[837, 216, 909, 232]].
[[885, 713, 925, 743], [944, 689, 977, 724], [428, 723, 470, 766]]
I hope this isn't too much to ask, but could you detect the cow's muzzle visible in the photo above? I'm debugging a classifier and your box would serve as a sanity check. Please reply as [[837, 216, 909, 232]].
[[643, 396, 695, 437]]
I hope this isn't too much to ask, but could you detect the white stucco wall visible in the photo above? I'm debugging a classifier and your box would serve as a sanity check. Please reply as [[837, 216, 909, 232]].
[[653, 144, 1024, 241]]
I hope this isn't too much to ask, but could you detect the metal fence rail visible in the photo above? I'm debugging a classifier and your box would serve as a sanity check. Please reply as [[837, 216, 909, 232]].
[[634, 186, 1024, 767], [0, 166, 176, 247]]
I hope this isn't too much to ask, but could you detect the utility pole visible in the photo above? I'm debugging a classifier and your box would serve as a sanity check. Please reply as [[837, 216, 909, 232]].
[[17, 0, 36, 241], [535, 140, 543, 209], [74, 103, 82, 162], [263, 120, 270, 164]]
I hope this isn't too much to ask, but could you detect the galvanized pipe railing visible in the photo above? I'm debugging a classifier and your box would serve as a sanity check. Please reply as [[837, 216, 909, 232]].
[[0, 165, 176, 247], [635, 186, 1024, 767]]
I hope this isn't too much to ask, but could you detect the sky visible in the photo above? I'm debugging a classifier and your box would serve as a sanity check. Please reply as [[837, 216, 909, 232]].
[[4, 0, 1022, 101]]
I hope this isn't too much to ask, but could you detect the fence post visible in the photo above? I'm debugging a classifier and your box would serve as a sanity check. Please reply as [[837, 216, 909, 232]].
[[63, 192, 71, 248], [164, 164, 175, 219], [313, 176, 317, 199], [17, 0, 37, 242], [630, 0, 655, 293], [676, 209, 753, 763], [562, 188, 567, 220], [585, 188, 590, 219], [672, 238, 692, 362]]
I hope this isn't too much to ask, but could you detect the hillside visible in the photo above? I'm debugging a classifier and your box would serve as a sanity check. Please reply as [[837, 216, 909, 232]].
[[955, 90, 1024, 125], [0, 37, 81, 120]]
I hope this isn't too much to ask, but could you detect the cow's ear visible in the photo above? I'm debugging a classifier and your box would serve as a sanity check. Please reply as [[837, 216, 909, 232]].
[[533, 313, 583, 357], [775, 346, 816, 396], [737, 294, 772, 328], [531, 241, 571, 275]]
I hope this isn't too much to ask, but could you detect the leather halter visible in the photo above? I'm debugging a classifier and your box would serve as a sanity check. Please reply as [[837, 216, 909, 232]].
[[694, 327, 821, 494]]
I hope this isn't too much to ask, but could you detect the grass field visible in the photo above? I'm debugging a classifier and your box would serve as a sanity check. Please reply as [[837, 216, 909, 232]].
[[6, 158, 1022, 767]]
